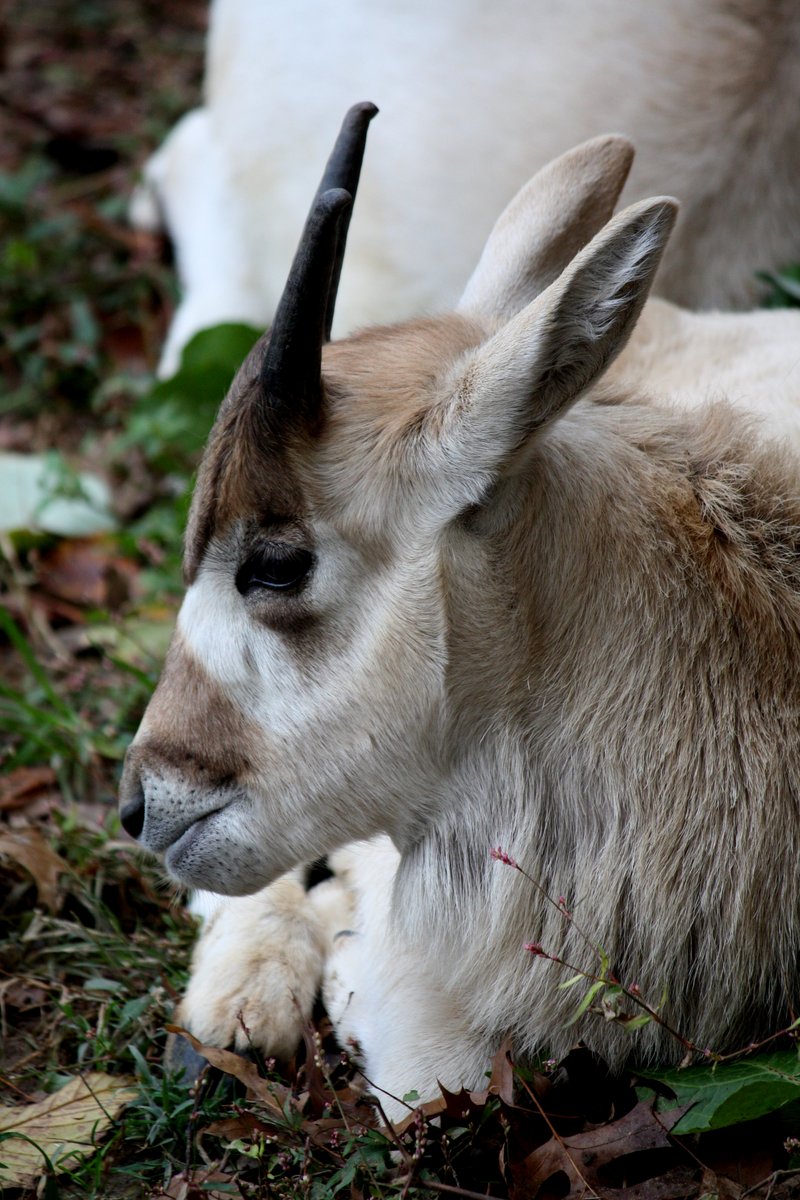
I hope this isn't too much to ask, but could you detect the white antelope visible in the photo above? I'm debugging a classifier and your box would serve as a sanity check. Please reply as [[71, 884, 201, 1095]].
[[121, 106, 800, 1119], [133, 0, 800, 377]]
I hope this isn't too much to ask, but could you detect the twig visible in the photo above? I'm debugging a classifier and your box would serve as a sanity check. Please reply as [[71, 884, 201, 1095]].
[[78, 1070, 115, 1124], [421, 1182, 505, 1199], [399, 1160, 417, 1199], [713, 1019, 800, 1065], [524, 939, 698, 1055], [0, 1073, 37, 1102], [650, 1106, 709, 1174], [370, 1092, 413, 1168], [295, 1012, 389, 1194], [514, 1070, 601, 1199], [185, 1063, 211, 1177], [740, 1169, 800, 1200], [492, 848, 601, 962], [493, 847, 729, 1058], [355, 1068, 420, 1117], [234, 1176, 253, 1200]]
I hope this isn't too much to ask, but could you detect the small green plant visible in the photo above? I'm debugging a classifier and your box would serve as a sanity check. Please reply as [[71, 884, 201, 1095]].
[[0, 805, 207, 1197], [117, 322, 263, 472], [107, 1052, 232, 1194], [492, 844, 800, 1143], [758, 264, 800, 309]]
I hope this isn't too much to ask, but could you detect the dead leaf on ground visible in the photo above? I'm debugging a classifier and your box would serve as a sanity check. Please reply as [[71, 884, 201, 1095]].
[[0, 765, 58, 812], [300, 1021, 332, 1118], [154, 1165, 235, 1200], [0, 978, 51, 1011], [509, 1100, 693, 1200], [0, 1071, 138, 1187], [202, 1112, 272, 1142], [393, 1095, 448, 1136], [473, 1036, 515, 1107], [699, 1167, 743, 1200], [394, 1049, 538, 1136], [2, 588, 87, 629], [0, 827, 71, 911], [165, 1025, 288, 1116], [696, 1124, 775, 1191], [35, 536, 140, 609]]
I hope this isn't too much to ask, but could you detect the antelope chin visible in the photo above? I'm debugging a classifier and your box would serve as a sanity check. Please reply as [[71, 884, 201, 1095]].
[[163, 807, 223, 875], [160, 796, 274, 896]]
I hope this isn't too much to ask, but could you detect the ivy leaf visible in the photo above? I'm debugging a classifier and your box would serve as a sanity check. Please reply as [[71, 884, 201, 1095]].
[[640, 1050, 800, 1134]]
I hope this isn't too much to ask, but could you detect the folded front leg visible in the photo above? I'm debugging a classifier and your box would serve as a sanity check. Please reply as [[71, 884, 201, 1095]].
[[177, 868, 352, 1059]]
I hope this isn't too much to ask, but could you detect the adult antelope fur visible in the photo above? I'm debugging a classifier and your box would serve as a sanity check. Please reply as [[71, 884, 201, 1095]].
[[133, 0, 800, 376], [121, 107, 800, 1117]]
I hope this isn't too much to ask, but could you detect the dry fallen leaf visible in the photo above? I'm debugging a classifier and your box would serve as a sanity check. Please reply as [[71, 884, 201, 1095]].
[[0, 766, 58, 812], [699, 1167, 744, 1200], [509, 1099, 693, 1200], [202, 1113, 272, 1141], [471, 1036, 515, 1106], [393, 1095, 448, 1136], [0, 978, 51, 1011], [165, 1025, 287, 1115], [36, 536, 140, 609], [156, 1165, 238, 1199], [0, 827, 71, 912], [0, 1072, 138, 1187]]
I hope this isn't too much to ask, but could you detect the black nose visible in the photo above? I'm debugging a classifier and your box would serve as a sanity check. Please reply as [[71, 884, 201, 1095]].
[[119, 770, 146, 839]]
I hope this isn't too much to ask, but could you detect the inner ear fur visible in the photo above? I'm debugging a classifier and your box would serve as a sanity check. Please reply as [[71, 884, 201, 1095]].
[[438, 195, 678, 494]]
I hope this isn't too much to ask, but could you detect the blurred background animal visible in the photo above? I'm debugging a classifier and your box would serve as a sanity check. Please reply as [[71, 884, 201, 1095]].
[[132, 0, 800, 376]]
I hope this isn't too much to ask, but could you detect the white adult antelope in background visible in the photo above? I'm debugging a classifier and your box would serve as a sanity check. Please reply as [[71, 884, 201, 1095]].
[[121, 106, 800, 1118], [132, 0, 800, 376]]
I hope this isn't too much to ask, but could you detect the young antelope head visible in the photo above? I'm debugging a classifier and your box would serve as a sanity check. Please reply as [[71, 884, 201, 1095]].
[[119, 105, 676, 895]]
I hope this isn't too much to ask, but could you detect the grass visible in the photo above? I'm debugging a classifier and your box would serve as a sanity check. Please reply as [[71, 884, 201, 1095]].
[[1, 811, 201, 1195], [0, 803, 516, 1197]]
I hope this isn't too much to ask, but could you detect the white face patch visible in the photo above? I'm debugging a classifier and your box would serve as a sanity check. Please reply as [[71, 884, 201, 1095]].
[[178, 572, 255, 689], [144, 522, 450, 894], [178, 523, 444, 740]]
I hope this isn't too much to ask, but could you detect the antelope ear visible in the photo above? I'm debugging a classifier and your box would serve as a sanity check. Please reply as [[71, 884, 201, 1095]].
[[458, 135, 635, 323], [438, 196, 678, 493]]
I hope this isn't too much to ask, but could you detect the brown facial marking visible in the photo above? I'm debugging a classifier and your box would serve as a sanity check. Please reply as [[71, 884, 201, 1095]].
[[134, 630, 258, 785], [183, 335, 313, 583], [184, 313, 485, 583]]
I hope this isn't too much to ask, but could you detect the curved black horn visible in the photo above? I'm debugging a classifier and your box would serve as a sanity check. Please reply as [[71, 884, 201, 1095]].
[[260, 187, 352, 411], [318, 101, 379, 340], [260, 102, 378, 414]]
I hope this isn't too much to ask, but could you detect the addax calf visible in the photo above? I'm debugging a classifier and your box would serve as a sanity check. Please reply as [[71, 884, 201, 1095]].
[[121, 106, 800, 1117]]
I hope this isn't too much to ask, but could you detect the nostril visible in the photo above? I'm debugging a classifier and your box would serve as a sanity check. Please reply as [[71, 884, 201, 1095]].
[[119, 777, 146, 839]]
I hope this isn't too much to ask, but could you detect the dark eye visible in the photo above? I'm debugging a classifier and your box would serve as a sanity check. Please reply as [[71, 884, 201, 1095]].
[[236, 547, 314, 594]]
